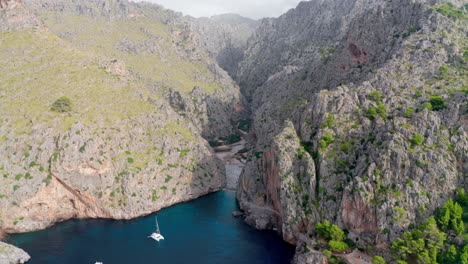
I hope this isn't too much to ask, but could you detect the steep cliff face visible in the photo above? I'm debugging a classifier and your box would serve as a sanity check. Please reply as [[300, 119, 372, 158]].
[[30, 0, 247, 139], [236, 0, 467, 260], [188, 14, 259, 77], [0, 0, 41, 30], [0, 0, 246, 235], [0, 27, 226, 233]]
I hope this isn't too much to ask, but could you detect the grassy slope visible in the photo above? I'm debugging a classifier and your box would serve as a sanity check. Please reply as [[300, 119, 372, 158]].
[[40, 13, 221, 95], [0, 29, 154, 134]]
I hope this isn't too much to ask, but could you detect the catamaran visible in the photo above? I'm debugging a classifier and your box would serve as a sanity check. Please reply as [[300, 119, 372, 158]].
[[148, 216, 164, 241]]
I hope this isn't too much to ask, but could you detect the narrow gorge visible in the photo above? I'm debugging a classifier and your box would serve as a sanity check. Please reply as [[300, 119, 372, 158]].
[[0, 0, 467, 263]]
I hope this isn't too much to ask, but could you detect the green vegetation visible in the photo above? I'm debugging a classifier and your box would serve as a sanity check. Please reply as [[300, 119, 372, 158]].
[[371, 256, 387, 264], [340, 140, 352, 154], [430, 96, 447, 111], [51, 96, 72, 113], [422, 102, 433, 111], [79, 143, 86, 153], [15, 174, 23, 181], [164, 175, 173, 183], [404, 107, 415, 118], [415, 90, 423, 98], [320, 132, 335, 149], [367, 103, 387, 120], [436, 199, 465, 235], [433, 3, 467, 20], [329, 240, 349, 253], [393, 207, 407, 224], [297, 146, 306, 160], [127, 157, 134, 164], [439, 65, 450, 80], [151, 190, 159, 201], [392, 190, 468, 264], [391, 217, 445, 263], [0, 30, 154, 134], [315, 220, 349, 253], [179, 149, 190, 157], [323, 114, 335, 129], [366, 106, 378, 120], [40, 15, 221, 94], [410, 133, 424, 147], [320, 47, 335, 63], [156, 121, 195, 142], [316, 220, 345, 241], [368, 91, 384, 103], [376, 103, 387, 119]]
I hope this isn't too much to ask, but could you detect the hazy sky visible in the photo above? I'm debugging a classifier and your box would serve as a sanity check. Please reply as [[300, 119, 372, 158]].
[[136, 0, 304, 19]]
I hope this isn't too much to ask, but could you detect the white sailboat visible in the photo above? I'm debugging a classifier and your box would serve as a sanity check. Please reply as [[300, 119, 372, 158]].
[[148, 216, 164, 241]]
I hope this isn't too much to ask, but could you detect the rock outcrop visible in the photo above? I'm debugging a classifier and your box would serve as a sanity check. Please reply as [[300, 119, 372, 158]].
[[188, 14, 259, 77], [0, 242, 30, 264], [236, 0, 467, 261], [0, 0, 41, 30]]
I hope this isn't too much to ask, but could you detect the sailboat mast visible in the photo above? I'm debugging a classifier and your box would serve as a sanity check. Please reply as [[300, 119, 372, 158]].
[[155, 216, 160, 234]]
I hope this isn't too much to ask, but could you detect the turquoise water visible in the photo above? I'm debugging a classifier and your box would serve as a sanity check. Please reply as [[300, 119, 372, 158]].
[[9, 191, 295, 264]]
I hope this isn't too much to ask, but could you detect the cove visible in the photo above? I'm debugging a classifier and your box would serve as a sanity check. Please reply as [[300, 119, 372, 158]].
[[8, 191, 295, 264]]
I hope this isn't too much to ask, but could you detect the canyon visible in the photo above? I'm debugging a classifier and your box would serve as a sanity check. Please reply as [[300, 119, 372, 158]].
[[0, 0, 467, 263]]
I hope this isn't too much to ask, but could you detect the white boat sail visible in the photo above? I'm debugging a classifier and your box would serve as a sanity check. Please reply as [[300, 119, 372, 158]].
[[149, 216, 164, 241]]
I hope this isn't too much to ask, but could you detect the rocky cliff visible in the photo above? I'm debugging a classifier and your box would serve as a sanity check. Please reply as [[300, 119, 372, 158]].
[[188, 14, 259, 77], [0, 0, 41, 30], [236, 0, 467, 262], [0, 242, 30, 264], [0, 0, 246, 237]]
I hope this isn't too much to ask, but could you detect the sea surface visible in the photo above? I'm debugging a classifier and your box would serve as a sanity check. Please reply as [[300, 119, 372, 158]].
[[9, 191, 295, 264]]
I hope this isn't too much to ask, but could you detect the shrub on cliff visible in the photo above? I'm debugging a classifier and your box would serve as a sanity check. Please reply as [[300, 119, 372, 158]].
[[316, 220, 345, 241], [368, 91, 384, 103], [320, 133, 335, 149], [404, 107, 414, 118], [51, 96, 72, 113], [315, 220, 350, 254], [371, 256, 387, 264], [410, 133, 424, 147], [328, 240, 348, 253], [430, 96, 446, 111], [366, 106, 378, 120]]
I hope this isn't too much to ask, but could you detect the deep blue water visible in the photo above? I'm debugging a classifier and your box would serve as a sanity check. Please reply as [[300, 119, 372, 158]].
[[9, 191, 295, 264]]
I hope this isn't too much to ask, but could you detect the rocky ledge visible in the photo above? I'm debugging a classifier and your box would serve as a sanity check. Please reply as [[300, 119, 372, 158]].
[[0, 242, 30, 264]]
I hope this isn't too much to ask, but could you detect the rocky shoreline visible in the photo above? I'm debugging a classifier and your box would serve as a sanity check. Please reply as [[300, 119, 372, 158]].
[[0, 242, 30, 264], [1, 140, 245, 264]]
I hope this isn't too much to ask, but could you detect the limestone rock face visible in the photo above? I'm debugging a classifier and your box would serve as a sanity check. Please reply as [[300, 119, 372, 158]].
[[0, 0, 41, 30], [187, 14, 259, 77], [0, 242, 30, 264], [0, 0, 238, 237], [292, 251, 328, 264], [236, 0, 467, 261]]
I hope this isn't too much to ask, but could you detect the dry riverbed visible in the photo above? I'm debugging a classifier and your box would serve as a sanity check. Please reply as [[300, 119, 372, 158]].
[[214, 139, 247, 190]]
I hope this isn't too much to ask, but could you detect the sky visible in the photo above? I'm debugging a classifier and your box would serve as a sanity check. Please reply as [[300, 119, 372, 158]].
[[136, 0, 304, 19]]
